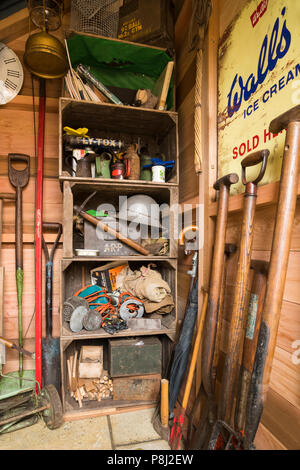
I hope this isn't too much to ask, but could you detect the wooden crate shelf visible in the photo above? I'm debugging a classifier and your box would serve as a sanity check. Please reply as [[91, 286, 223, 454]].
[[60, 258, 178, 339], [59, 98, 179, 185], [62, 180, 179, 259], [60, 335, 173, 414], [58, 51, 179, 418]]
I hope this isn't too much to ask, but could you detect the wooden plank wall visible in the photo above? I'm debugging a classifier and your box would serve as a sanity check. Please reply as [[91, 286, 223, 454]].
[[0, 10, 66, 373], [175, 0, 198, 322]]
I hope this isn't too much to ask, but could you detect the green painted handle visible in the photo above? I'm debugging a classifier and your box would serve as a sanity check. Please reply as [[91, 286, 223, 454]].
[[16, 267, 23, 378]]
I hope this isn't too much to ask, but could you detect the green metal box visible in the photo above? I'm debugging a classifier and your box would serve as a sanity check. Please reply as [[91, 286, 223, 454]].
[[108, 337, 162, 377]]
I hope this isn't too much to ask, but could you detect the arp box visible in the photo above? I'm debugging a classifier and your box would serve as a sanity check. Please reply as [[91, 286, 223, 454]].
[[117, 0, 174, 50], [108, 337, 162, 377]]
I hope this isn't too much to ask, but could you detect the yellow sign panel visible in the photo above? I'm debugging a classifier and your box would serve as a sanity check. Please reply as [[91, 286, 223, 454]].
[[218, 0, 300, 194]]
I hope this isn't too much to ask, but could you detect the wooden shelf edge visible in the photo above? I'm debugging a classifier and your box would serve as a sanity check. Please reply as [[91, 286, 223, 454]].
[[63, 403, 156, 422], [59, 175, 179, 188], [209, 180, 300, 217], [59, 97, 178, 118], [62, 256, 178, 262], [60, 328, 176, 341]]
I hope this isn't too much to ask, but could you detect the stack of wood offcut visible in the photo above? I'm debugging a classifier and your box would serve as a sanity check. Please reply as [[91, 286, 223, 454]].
[[67, 345, 113, 408]]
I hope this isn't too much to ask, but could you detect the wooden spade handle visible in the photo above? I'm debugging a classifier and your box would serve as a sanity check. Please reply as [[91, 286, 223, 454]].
[[241, 149, 269, 168], [213, 173, 239, 191], [202, 174, 239, 424], [269, 104, 300, 134], [241, 150, 269, 186], [75, 207, 150, 256]]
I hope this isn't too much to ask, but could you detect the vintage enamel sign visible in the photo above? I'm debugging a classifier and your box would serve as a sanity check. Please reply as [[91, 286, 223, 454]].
[[218, 0, 300, 194]]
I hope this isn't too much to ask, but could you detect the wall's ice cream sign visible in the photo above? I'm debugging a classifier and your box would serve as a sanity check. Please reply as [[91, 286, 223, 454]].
[[218, 0, 300, 194]]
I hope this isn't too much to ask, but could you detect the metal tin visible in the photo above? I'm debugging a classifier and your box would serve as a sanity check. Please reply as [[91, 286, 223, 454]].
[[75, 249, 100, 257], [23, 31, 68, 79], [111, 162, 126, 179]]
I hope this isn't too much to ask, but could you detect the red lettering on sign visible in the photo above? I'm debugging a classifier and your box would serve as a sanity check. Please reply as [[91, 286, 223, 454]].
[[251, 0, 268, 28]]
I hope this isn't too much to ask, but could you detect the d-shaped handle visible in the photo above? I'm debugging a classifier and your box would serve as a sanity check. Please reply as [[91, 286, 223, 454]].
[[8, 154, 30, 189], [241, 149, 269, 186]]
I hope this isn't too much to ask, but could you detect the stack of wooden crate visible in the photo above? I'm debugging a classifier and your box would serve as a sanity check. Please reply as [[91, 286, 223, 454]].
[[58, 35, 179, 420]]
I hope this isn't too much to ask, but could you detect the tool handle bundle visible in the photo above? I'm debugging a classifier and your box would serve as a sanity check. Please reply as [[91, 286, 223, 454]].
[[191, 104, 300, 451]]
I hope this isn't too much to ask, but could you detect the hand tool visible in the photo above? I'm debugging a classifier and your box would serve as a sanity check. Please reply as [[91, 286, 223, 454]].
[[0, 336, 35, 359], [206, 150, 269, 450], [201, 174, 239, 427], [35, 78, 46, 391], [211, 243, 237, 397], [151, 226, 199, 442], [0, 193, 16, 372], [168, 251, 199, 418], [8, 153, 30, 382], [212, 261, 268, 449], [187, 244, 237, 450], [73, 191, 150, 256], [169, 290, 208, 450], [243, 105, 300, 450], [42, 223, 62, 392], [234, 260, 269, 441]]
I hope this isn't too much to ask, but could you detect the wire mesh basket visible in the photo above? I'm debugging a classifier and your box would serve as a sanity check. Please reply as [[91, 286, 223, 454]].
[[70, 0, 122, 38]]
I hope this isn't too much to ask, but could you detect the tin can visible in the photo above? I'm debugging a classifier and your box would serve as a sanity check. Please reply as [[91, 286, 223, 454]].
[[111, 162, 126, 179], [152, 165, 165, 182]]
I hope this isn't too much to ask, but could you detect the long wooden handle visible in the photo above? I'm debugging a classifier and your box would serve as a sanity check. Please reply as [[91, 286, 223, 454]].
[[182, 292, 208, 410], [0, 336, 15, 349], [75, 208, 150, 256], [262, 120, 300, 393], [202, 179, 237, 423], [161, 379, 169, 427], [234, 267, 267, 433], [244, 114, 300, 449], [218, 188, 258, 424]]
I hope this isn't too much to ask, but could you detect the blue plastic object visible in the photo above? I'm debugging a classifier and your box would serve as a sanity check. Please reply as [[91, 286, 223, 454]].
[[142, 157, 175, 170]]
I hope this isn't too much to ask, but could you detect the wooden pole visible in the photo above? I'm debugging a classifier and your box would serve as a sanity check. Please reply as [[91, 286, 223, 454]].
[[244, 107, 300, 448], [201, 173, 239, 424], [160, 379, 169, 428], [218, 150, 269, 426]]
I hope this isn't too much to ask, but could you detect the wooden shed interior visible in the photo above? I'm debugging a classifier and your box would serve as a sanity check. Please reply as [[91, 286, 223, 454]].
[[0, 0, 299, 451]]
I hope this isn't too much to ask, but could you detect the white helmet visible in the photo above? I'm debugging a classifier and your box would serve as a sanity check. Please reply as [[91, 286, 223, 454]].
[[119, 194, 160, 229]]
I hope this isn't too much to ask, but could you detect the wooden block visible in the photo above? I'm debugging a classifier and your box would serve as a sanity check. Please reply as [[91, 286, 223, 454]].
[[85, 380, 97, 392], [127, 318, 162, 330], [113, 374, 161, 401], [81, 345, 103, 362], [78, 345, 103, 378]]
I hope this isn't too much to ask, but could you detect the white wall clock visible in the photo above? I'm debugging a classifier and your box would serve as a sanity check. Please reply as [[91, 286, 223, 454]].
[[0, 42, 24, 105]]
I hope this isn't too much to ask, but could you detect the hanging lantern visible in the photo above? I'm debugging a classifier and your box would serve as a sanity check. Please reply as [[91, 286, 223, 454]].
[[27, 0, 64, 31], [24, 0, 68, 79]]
